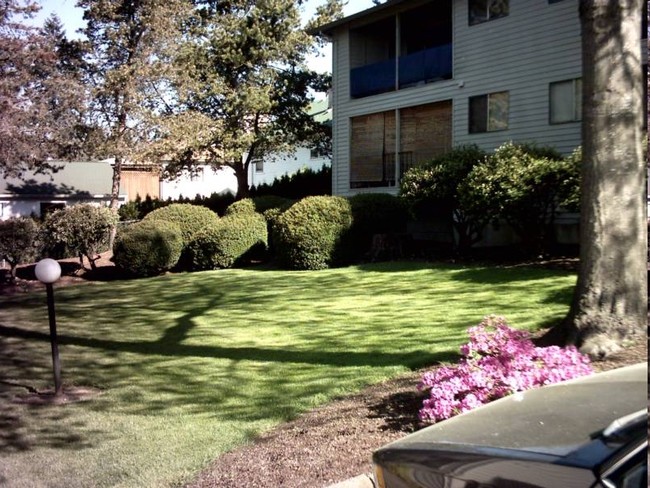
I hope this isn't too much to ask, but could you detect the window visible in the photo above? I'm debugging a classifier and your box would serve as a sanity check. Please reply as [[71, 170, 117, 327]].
[[253, 159, 264, 173], [549, 79, 581, 124], [469, 0, 509, 25], [40, 202, 65, 218], [350, 101, 452, 188], [310, 147, 327, 159], [469, 91, 509, 133]]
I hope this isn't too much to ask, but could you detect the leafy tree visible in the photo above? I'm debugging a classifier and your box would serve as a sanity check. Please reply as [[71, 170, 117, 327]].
[[0, 217, 40, 282], [0, 2, 85, 177], [461, 142, 579, 255], [155, 0, 342, 199], [77, 0, 194, 212], [41, 204, 118, 270], [547, 0, 647, 358], [400, 145, 488, 253]]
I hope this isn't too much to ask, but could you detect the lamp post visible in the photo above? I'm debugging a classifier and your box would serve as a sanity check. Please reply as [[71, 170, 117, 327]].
[[35, 258, 63, 397]]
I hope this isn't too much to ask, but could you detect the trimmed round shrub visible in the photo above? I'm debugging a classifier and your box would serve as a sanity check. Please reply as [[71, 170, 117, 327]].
[[272, 196, 353, 270], [142, 203, 219, 245], [0, 217, 40, 281], [224, 198, 257, 216], [186, 213, 268, 270], [113, 220, 183, 277], [41, 204, 118, 266]]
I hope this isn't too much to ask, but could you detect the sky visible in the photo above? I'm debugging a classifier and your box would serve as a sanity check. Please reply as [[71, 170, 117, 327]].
[[32, 0, 377, 74]]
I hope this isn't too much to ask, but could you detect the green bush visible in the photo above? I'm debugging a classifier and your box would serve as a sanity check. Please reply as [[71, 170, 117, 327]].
[[341, 193, 408, 262], [272, 196, 352, 270], [224, 198, 256, 216], [0, 217, 40, 281], [186, 213, 268, 270], [142, 203, 219, 245], [41, 204, 118, 269], [112, 220, 184, 277], [400, 145, 488, 253], [460, 142, 580, 254]]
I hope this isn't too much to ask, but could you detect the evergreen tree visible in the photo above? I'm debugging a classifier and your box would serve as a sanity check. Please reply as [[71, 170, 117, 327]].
[[156, 0, 342, 199]]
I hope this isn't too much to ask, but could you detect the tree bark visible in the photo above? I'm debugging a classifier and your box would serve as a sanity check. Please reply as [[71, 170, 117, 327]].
[[553, 0, 647, 358]]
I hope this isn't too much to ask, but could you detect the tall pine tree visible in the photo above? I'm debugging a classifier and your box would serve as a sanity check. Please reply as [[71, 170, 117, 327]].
[[156, 0, 341, 199]]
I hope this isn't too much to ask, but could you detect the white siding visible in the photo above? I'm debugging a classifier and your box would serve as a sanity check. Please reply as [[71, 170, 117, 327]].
[[161, 165, 237, 200], [329, 0, 591, 196], [247, 147, 330, 188], [453, 0, 582, 153]]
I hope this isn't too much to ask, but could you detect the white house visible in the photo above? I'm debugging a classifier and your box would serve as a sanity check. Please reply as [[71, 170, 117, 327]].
[[0, 161, 128, 221], [314, 0, 647, 197], [246, 97, 332, 189]]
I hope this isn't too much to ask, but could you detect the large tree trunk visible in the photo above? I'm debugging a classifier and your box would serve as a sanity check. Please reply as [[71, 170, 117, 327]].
[[551, 0, 647, 359]]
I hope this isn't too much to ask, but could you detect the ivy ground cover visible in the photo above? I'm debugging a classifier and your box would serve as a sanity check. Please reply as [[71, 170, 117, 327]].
[[0, 262, 575, 487]]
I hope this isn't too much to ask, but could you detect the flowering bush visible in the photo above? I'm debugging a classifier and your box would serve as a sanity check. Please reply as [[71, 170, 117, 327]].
[[419, 315, 593, 423]]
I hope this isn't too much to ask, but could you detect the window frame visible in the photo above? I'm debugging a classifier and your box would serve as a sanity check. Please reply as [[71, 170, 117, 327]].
[[549, 78, 582, 124], [468, 91, 509, 133], [253, 159, 264, 173], [468, 0, 509, 26]]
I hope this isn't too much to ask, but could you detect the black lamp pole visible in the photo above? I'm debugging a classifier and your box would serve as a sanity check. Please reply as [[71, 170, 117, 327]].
[[45, 283, 63, 397], [35, 258, 63, 398]]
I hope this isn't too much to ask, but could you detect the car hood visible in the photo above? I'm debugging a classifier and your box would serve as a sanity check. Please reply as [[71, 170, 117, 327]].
[[378, 362, 648, 459]]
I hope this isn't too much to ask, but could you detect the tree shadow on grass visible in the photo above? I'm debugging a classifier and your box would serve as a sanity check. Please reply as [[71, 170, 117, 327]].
[[0, 323, 447, 369]]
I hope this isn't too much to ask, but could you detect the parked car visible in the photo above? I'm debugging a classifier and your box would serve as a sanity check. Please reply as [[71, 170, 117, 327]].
[[373, 363, 648, 488]]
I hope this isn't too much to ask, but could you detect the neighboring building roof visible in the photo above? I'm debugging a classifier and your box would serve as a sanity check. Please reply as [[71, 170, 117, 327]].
[[0, 161, 123, 198], [309, 0, 414, 37]]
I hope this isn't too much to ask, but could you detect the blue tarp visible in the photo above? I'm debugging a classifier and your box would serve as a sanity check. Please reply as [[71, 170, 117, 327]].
[[350, 44, 452, 98]]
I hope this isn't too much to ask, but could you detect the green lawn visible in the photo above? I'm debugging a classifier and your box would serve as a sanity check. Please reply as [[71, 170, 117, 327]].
[[0, 261, 575, 487]]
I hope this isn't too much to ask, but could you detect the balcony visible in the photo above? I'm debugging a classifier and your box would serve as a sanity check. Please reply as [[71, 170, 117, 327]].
[[350, 44, 452, 99]]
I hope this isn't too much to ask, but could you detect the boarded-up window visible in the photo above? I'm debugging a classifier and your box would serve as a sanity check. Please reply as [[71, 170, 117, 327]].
[[350, 111, 395, 187], [400, 101, 453, 167], [350, 101, 452, 188]]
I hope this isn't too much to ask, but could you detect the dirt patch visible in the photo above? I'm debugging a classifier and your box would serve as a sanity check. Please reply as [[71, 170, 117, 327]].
[[10, 386, 102, 406]]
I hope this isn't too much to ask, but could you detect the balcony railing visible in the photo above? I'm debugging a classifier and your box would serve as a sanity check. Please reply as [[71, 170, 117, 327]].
[[350, 44, 452, 99]]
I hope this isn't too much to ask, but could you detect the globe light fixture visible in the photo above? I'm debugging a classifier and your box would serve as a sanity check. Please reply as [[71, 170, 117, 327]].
[[35, 258, 63, 397]]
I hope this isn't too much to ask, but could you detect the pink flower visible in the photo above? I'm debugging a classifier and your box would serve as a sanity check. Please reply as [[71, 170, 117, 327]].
[[419, 316, 593, 423]]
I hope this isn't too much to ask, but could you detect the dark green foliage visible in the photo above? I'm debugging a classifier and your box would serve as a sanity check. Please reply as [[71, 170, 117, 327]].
[[186, 213, 268, 270], [272, 195, 352, 270], [341, 193, 409, 262], [118, 193, 236, 220], [0, 217, 40, 281], [252, 195, 293, 214], [224, 198, 256, 216], [41, 204, 118, 268], [250, 164, 332, 199], [460, 142, 580, 254], [112, 220, 183, 277], [142, 203, 220, 245], [400, 145, 488, 252]]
